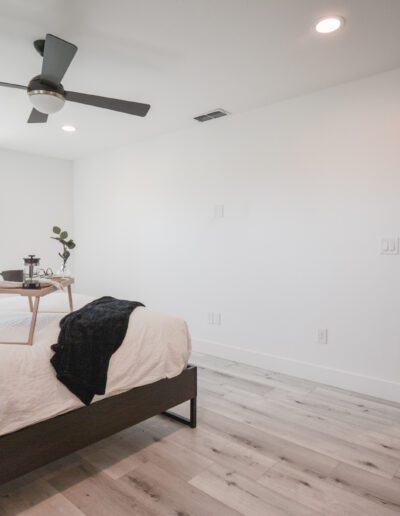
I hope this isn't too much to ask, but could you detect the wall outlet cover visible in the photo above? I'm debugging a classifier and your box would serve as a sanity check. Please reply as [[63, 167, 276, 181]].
[[317, 328, 328, 345]]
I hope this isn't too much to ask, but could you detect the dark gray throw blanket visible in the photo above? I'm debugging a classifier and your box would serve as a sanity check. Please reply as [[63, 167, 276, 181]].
[[51, 296, 144, 405]]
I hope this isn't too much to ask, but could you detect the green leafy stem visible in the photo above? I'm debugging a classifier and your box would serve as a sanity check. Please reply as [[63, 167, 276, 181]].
[[51, 226, 76, 267]]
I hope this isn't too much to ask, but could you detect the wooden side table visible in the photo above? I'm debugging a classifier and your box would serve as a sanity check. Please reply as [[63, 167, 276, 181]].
[[0, 278, 74, 346]]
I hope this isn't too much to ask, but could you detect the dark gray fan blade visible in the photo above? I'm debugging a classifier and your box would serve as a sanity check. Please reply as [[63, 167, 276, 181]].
[[65, 90, 151, 117], [41, 34, 77, 85], [28, 108, 48, 123], [0, 81, 27, 90]]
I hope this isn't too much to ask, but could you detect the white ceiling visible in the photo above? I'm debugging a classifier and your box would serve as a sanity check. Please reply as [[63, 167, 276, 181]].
[[0, 0, 400, 160]]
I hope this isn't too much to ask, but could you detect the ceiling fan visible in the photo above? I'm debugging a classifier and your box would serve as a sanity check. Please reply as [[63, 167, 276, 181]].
[[0, 34, 151, 123]]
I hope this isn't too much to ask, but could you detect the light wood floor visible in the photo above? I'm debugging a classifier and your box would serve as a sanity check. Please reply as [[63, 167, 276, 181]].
[[1, 353, 400, 515]]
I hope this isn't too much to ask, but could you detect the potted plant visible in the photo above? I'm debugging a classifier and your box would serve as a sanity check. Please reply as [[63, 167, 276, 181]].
[[51, 226, 76, 277]]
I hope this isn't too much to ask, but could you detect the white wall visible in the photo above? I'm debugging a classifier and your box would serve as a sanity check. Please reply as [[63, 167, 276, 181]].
[[0, 148, 73, 273], [73, 68, 400, 402]]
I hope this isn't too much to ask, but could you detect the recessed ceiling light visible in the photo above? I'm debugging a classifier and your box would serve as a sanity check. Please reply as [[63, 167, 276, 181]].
[[62, 125, 76, 132], [315, 16, 344, 34]]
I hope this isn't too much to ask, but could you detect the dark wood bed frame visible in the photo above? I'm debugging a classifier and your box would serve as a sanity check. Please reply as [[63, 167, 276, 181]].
[[0, 365, 197, 486]]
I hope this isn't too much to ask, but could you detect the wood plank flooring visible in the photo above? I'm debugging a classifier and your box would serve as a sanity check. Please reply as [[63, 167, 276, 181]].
[[1, 352, 400, 515]]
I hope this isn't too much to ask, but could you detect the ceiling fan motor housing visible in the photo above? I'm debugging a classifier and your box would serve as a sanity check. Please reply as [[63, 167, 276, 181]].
[[27, 75, 65, 114], [0, 33, 151, 121]]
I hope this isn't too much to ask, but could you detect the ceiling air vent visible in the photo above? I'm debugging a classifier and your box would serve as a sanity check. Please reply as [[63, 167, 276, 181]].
[[194, 108, 230, 122]]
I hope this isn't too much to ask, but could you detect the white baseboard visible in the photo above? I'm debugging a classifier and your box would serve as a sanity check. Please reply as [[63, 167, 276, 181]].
[[192, 338, 400, 404]]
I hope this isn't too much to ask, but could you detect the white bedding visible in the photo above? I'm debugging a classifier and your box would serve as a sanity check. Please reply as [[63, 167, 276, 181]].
[[0, 294, 191, 437]]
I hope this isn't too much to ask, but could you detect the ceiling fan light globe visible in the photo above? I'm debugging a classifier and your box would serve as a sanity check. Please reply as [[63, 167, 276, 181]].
[[28, 90, 65, 114]]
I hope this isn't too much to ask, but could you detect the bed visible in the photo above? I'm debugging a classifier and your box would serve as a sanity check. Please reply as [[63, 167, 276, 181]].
[[0, 294, 197, 486]]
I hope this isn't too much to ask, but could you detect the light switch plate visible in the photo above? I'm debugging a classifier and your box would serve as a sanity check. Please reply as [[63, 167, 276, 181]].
[[380, 238, 399, 255], [207, 312, 222, 325], [317, 328, 328, 345], [213, 313, 222, 325], [214, 205, 224, 218]]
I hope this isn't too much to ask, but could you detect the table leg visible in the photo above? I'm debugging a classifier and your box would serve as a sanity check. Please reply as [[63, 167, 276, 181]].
[[28, 296, 33, 313], [27, 297, 40, 346], [67, 285, 74, 312]]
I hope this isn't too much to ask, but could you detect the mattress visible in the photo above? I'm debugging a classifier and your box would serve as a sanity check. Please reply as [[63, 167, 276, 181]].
[[0, 293, 191, 437]]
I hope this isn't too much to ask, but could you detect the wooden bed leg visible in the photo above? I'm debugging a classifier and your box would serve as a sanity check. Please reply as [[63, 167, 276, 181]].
[[163, 397, 197, 429]]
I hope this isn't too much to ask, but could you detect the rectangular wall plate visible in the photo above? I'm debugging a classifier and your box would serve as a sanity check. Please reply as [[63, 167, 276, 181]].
[[380, 238, 399, 255], [207, 312, 222, 325], [317, 328, 328, 345], [214, 205, 224, 218]]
